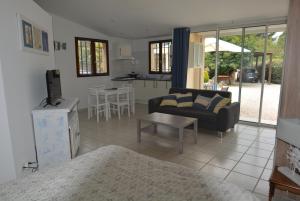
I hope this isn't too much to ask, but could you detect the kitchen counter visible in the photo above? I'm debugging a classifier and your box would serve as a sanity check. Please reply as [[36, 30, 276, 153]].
[[111, 78, 172, 104], [111, 77, 171, 81]]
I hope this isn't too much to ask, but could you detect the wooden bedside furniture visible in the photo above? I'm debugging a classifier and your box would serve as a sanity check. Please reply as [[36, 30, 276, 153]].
[[269, 166, 300, 201]]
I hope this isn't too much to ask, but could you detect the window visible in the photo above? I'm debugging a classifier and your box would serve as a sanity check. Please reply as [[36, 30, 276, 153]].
[[75, 37, 109, 77], [149, 40, 172, 74]]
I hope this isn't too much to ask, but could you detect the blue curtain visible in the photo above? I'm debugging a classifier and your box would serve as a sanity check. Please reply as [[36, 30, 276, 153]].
[[171, 27, 190, 88]]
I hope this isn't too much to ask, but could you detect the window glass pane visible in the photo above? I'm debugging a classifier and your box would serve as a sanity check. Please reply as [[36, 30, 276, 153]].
[[150, 42, 160, 72], [240, 26, 266, 123], [218, 28, 243, 102], [78, 40, 91, 75], [95, 42, 107, 74], [261, 24, 286, 125], [162, 41, 172, 73], [187, 31, 216, 89]]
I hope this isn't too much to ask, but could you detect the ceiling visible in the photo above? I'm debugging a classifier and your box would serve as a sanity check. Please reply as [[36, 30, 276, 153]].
[[35, 0, 289, 39]]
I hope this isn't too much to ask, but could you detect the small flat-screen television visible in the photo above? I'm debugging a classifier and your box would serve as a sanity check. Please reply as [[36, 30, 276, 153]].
[[46, 70, 62, 105]]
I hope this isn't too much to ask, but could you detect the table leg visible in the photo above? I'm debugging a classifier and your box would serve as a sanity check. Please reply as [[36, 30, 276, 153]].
[[194, 120, 198, 144], [178, 128, 184, 154], [137, 119, 141, 143], [269, 182, 275, 201], [105, 95, 109, 121], [153, 123, 157, 133]]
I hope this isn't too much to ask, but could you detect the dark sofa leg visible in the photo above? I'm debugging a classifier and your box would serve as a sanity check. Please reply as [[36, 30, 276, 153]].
[[218, 131, 224, 138]]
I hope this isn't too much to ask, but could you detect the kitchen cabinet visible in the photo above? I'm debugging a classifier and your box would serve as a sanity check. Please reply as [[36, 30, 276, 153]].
[[133, 80, 171, 104]]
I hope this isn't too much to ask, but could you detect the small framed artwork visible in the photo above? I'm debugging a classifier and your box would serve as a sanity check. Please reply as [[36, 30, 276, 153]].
[[22, 20, 33, 48], [42, 31, 49, 52], [17, 14, 49, 55], [62, 42, 67, 50], [33, 26, 42, 50], [54, 41, 60, 51]]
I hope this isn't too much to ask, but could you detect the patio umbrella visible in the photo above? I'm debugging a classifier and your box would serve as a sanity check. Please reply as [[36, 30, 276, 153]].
[[204, 37, 251, 53]]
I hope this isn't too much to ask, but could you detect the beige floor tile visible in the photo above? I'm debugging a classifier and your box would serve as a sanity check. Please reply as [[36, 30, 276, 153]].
[[209, 157, 237, 170], [217, 150, 244, 161], [254, 180, 269, 196], [259, 132, 276, 139], [241, 154, 268, 168], [233, 162, 264, 178], [226, 172, 258, 191], [176, 158, 206, 170], [245, 125, 263, 131], [200, 164, 230, 179], [261, 128, 276, 135], [223, 143, 249, 153], [256, 137, 275, 145], [182, 150, 214, 163], [266, 160, 274, 170], [237, 134, 257, 141], [246, 148, 272, 158], [254, 193, 268, 201], [241, 128, 262, 135], [261, 168, 272, 181], [230, 138, 254, 146], [251, 142, 274, 151]]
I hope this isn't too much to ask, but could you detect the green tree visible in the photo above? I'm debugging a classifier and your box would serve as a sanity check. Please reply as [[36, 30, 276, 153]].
[[204, 32, 286, 81]]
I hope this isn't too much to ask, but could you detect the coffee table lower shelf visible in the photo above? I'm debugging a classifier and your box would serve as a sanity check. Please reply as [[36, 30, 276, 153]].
[[137, 112, 198, 154]]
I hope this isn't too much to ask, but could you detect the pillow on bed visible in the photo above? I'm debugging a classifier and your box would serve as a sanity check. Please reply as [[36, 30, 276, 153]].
[[207, 94, 231, 114], [193, 95, 211, 110], [160, 94, 177, 107], [176, 93, 193, 108]]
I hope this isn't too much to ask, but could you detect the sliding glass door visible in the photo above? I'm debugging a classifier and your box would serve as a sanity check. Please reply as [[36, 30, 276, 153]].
[[191, 23, 286, 126], [218, 28, 243, 103], [239, 26, 267, 123], [260, 24, 287, 125]]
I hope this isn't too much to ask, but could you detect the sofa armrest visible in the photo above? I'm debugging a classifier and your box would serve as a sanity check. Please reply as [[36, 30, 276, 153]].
[[148, 97, 163, 114], [216, 102, 240, 132]]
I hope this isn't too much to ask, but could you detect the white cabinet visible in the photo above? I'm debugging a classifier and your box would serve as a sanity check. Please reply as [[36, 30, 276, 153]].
[[133, 80, 171, 104], [133, 80, 146, 103], [32, 98, 80, 168], [156, 81, 171, 97], [116, 45, 134, 60]]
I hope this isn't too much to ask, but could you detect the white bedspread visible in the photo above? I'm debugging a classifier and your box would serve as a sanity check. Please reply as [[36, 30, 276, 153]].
[[0, 145, 259, 201]]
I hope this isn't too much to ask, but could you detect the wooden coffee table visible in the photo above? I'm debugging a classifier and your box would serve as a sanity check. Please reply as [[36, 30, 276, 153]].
[[137, 112, 198, 153]]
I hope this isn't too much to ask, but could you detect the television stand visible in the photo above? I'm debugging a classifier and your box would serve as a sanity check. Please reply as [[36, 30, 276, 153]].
[[32, 98, 80, 168]]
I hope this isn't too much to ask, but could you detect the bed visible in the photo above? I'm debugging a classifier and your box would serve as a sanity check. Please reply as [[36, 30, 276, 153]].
[[0, 145, 259, 201]]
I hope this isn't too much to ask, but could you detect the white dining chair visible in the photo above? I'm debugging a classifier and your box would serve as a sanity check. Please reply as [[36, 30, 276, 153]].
[[109, 87, 130, 119], [122, 83, 135, 114], [87, 86, 110, 122]]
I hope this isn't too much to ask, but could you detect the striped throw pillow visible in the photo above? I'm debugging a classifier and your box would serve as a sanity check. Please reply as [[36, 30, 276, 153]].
[[207, 94, 231, 114], [160, 94, 177, 107], [176, 93, 193, 108], [193, 95, 211, 110]]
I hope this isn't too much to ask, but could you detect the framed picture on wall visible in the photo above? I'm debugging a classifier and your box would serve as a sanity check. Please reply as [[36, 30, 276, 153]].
[[33, 26, 42, 50], [17, 14, 49, 55], [21, 20, 33, 48], [42, 31, 49, 52]]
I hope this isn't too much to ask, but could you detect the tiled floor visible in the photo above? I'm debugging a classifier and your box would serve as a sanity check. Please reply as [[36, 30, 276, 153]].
[[78, 104, 275, 201]]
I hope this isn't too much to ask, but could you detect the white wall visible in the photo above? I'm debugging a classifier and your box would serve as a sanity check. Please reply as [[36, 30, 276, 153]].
[[0, 0, 55, 182], [52, 15, 133, 109], [132, 36, 172, 74], [0, 59, 16, 183]]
